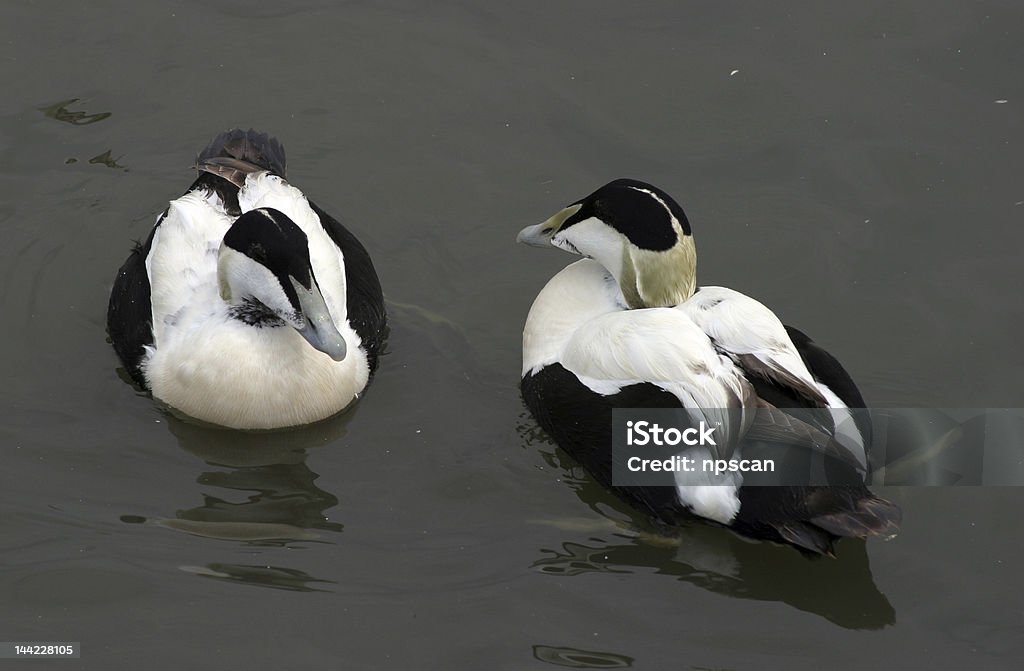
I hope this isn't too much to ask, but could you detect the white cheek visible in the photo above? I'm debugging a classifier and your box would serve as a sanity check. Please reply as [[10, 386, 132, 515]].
[[560, 218, 626, 274], [551, 235, 578, 254], [218, 247, 295, 318]]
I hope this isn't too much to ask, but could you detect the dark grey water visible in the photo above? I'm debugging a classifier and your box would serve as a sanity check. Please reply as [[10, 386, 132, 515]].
[[2, 1, 1022, 668]]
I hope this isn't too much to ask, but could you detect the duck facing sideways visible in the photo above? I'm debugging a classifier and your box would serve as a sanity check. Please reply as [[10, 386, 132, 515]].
[[108, 130, 386, 429], [517, 179, 899, 556]]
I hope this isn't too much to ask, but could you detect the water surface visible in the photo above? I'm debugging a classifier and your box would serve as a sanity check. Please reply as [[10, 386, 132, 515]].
[[2, 1, 1022, 668]]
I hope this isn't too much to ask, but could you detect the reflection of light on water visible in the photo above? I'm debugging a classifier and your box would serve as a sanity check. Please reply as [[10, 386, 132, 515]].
[[532, 541, 632, 577], [121, 515, 320, 542], [179, 564, 336, 593], [532, 645, 634, 668]]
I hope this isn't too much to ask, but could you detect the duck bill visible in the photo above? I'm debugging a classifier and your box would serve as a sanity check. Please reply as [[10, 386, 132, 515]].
[[290, 277, 347, 361], [516, 203, 582, 248]]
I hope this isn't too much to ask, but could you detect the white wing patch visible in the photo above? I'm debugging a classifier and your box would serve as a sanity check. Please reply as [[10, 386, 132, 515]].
[[561, 309, 747, 406], [146, 190, 232, 347], [562, 307, 757, 457], [680, 287, 818, 391]]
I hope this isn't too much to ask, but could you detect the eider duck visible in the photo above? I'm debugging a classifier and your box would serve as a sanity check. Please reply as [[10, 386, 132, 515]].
[[108, 129, 386, 429], [517, 179, 900, 555]]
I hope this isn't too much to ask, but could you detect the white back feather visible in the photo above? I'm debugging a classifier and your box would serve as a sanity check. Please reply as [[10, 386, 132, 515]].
[[147, 190, 232, 347], [680, 286, 816, 387], [522, 259, 622, 378]]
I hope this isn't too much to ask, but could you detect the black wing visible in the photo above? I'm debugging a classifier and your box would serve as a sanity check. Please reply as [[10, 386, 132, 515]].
[[784, 325, 866, 407], [784, 324, 871, 445]]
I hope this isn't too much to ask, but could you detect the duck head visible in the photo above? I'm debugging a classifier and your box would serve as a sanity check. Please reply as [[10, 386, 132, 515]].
[[217, 208, 347, 360], [517, 179, 696, 309]]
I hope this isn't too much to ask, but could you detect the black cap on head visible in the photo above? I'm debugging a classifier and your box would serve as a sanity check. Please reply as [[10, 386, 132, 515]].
[[559, 178, 691, 251]]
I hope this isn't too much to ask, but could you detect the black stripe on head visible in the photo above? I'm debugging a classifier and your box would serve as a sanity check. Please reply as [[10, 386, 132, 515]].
[[560, 178, 691, 251], [223, 208, 313, 312]]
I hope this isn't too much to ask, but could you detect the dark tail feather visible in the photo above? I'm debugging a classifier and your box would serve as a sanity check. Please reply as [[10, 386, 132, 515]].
[[809, 496, 902, 540], [736, 485, 902, 557], [196, 128, 286, 177], [771, 495, 901, 557], [749, 400, 866, 473], [774, 522, 836, 557]]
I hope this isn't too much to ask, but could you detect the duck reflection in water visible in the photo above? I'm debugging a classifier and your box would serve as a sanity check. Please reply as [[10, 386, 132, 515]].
[[121, 408, 357, 591], [529, 446, 896, 631]]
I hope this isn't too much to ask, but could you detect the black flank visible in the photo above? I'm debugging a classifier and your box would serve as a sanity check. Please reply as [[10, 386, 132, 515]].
[[107, 218, 162, 387], [522, 364, 689, 521]]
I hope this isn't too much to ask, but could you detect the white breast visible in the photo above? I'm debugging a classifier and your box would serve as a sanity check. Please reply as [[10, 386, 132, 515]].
[[146, 189, 230, 345], [144, 316, 368, 429], [522, 259, 623, 378]]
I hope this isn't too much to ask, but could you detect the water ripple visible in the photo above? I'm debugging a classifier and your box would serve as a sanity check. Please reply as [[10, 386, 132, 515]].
[[532, 645, 634, 669]]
